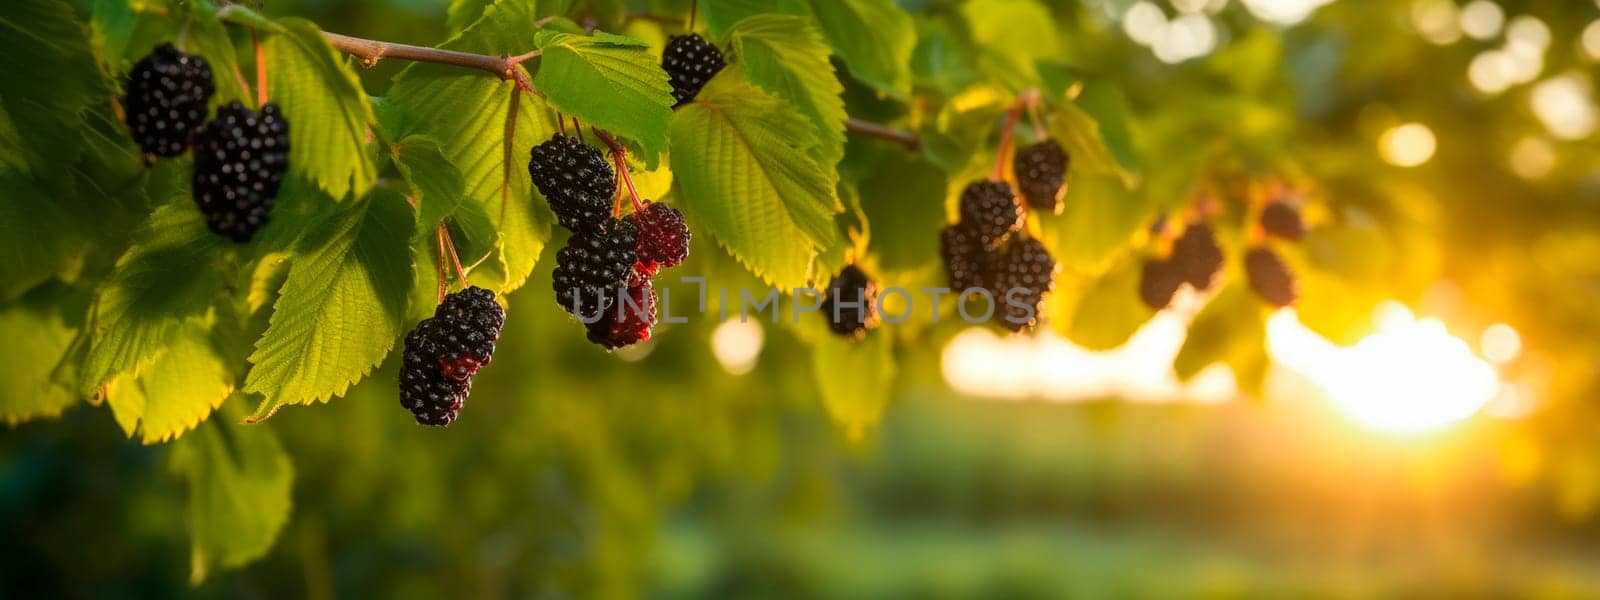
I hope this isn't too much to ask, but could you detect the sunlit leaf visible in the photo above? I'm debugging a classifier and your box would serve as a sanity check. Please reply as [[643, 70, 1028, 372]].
[[244, 192, 414, 419], [533, 30, 674, 163], [171, 403, 293, 584], [805, 0, 914, 99], [670, 67, 844, 290], [728, 14, 847, 169], [265, 18, 380, 200]]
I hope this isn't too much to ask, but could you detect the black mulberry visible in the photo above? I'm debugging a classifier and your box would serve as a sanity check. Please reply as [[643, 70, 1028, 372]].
[[191, 101, 289, 242], [123, 43, 215, 158]]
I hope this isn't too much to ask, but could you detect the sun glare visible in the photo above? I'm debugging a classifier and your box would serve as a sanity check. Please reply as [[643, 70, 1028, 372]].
[[1267, 303, 1501, 435]]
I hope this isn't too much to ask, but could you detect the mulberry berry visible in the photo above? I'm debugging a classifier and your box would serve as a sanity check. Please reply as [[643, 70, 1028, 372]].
[[1139, 258, 1183, 310], [398, 286, 505, 426], [991, 237, 1055, 332], [1013, 139, 1069, 212], [940, 225, 989, 292], [1170, 223, 1223, 291], [191, 101, 289, 242], [123, 43, 215, 158], [552, 218, 638, 320], [529, 134, 615, 235], [1259, 201, 1305, 241], [958, 180, 1024, 248], [1244, 246, 1297, 307], [662, 33, 725, 107], [629, 201, 690, 276], [586, 282, 657, 349], [822, 265, 879, 338]]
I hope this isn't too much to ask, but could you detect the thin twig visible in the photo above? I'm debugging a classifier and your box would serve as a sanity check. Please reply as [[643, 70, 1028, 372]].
[[434, 225, 449, 303], [992, 90, 1040, 181], [844, 119, 919, 151], [441, 225, 470, 288], [252, 28, 268, 106], [591, 128, 645, 214]]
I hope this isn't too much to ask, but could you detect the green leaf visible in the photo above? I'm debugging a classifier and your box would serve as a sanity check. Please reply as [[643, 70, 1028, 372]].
[[533, 30, 674, 163], [1045, 95, 1136, 187], [856, 150, 947, 272], [82, 190, 231, 394], [0, 0, 102, 174], [812, 332, 896, 438], [391, 135, 467, 237], [670, 67, 844, 290], [1059, 258, 1152, 351], [728, 14, 847, 169], [213, 2, 278, 32], [918, 85, 1008, 173], [244, 192, 414, 420], [448, 0, 572, 33], [265, 18, 380, 200], [0, 170, 84, 299], [385, 1, 558, 294], [1173, 284, 1267, 381], [805, 0, 914, 99], [1073, 81, 1140, 177], [1039, 173, 1159, 272], [0, 285, 82, 425], [960, 0, 1060, 91], [91, 0, 175, 73], [185, 4, 250, 104], [699, 0, 807, 37], [104, 319, 232, 444], [170, 403, 293, 584]]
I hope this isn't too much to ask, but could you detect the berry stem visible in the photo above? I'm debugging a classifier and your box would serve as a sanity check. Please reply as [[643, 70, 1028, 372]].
[[438, 223, 471, 289], [1026, 97, 1047, 140], [688, 0, 699, 31], [993, 90, 1039, 182], [252, 28, 268, 108], [434, 225, 449, 303], [177, 18, 193, 52], [591, 127, 647, 214]]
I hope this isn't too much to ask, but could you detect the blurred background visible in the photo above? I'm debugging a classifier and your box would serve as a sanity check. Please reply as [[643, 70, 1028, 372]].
[[7, 0, 1600, 596]]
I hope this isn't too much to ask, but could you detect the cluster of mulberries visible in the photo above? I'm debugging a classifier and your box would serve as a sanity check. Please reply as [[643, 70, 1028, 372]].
[[1246, 198, 1305, 307], [939, 179, 1056, 332], [531, 134, 690, 349], [1137, 194, 1309, 310], [661, 33, 725, 107], [121, 44, 290, 243], [1139, 223, 1223, 310], [398, 287, 506, 426]]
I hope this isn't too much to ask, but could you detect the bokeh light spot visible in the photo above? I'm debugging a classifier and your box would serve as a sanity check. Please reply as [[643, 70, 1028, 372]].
[[1459, 0, 1504, 40], [711, 320, 763, 375], [1508, 136, 1555, 179], [1379, 123, 1436, 167], [1480, 323, 1523, 364]]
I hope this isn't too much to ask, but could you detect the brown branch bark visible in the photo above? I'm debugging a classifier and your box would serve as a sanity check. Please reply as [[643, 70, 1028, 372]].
[[844, 118, 919, 151], [320, 31, 538, 90]]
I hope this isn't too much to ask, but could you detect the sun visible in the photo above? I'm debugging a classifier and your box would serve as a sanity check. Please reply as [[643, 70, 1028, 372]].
[[1267, 302, 1501, 435]]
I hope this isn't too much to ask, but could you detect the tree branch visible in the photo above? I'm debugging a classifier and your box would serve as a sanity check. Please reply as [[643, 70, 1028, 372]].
[[320, 31, 539, 91], [844, 118, 919, 151], [317, 28, 921, 152]]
